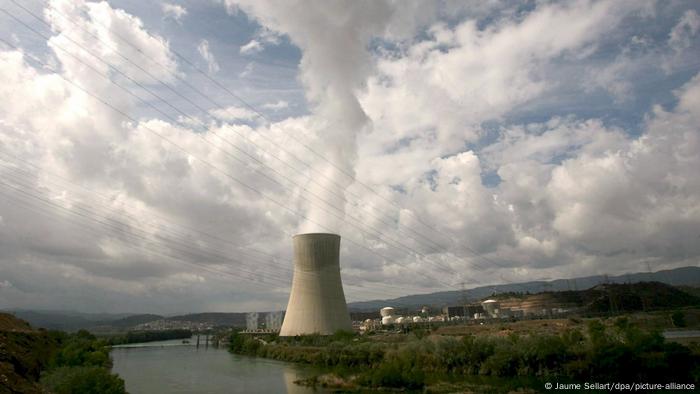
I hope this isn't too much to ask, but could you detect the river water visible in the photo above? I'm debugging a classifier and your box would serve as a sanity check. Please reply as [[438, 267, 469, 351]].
[[111, 339, 322, 394]]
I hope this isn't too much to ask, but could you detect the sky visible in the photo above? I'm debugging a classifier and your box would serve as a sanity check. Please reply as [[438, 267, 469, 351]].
[[0, 0, 699, 314]]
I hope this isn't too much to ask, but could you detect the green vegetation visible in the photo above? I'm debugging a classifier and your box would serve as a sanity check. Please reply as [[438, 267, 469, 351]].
[[0, 329, 60, 393], [672, 310, 687, 327], [1, 314, 126, 394], [40, 366, 125, 394], [105, 329, 192, 345], [40, 329, 126, 394], [229, 318, 700, 391]]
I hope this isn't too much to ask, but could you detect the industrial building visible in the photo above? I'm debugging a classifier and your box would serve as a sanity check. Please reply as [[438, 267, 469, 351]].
[[246, 312, 259, 332], [265, 311, 284, 331], [279, 233, 352, 336], [443, 304, 485, 319]]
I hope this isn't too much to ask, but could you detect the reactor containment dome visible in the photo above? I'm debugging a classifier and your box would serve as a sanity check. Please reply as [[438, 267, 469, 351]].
[[279, 233, 352, 336]]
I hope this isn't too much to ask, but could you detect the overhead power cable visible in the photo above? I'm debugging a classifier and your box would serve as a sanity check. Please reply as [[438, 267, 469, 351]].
[[0, 34, 456, 293], [34, 0, 531, 285], [12, 1, 467, 279], [0, 156, 414, 299], [0, 9, 464, 287], [3, 4, 533, 292], [0, 174, 407, 301]]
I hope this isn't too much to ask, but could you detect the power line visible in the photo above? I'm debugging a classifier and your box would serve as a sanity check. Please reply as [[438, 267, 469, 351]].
[[1, 8, 463, 281], [0, 177, 405, 301], [35, 0, 532, 284], [14, 1, 468, 279], [1, 5, 533, 292], [35, 1, 466, 253], [0, 180, 286, 287], [0, 157, 412, 299]]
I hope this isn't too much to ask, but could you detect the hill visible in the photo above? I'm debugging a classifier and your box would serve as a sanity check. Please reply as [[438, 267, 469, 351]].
[[3, 310, 132, 331], [167, 312, 247, 327], [0, 313, 55, 393], [6, 266, 699, 328], [106, 314, 164, 329], [489, 281, 700, 315], [348, 266, 700, 311], [0, 312, 33, 332]]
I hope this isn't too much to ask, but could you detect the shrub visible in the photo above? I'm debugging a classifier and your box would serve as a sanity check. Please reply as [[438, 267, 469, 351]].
[[40, 366, 125, 394], [362, 356, 425, 389], [51, 336, 112, 369], [671, 311, 687, 327], [228, 319, 700, 387]]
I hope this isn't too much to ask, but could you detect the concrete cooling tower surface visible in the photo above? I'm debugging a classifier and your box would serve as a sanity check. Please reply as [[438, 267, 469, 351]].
[[279, 233, 352, 336]]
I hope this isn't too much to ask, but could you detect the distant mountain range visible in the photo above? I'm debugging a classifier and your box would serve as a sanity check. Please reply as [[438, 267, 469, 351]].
[[3, 310, 133, 331], [1, 310, 251, 332], [4, 266, 699, 330], [346, 266, 700, 311]]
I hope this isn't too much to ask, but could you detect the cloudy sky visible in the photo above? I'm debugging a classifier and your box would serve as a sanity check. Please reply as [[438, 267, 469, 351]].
[[0, 0, 699, 314]]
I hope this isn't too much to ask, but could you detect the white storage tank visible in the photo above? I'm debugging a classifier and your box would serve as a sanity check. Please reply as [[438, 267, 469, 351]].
[[381, 316, 395, 325], [380, 307, 395, 317], [481, 299, 500, 317]]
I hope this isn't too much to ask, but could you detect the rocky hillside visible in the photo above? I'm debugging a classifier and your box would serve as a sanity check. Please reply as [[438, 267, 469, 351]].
[[489, 281, 700, 315], [0, 313, 57, 393], [0, 313, 32, 332]]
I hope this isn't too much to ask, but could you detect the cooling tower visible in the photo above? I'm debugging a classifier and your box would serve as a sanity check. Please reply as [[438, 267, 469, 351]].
[[279, 233, 352, 336]]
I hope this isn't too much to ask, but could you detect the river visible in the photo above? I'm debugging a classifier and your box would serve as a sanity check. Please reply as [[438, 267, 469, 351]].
[[111, 339, 323, 394]]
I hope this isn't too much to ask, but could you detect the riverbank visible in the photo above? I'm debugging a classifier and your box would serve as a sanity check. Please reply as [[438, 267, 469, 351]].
[[228, 316, 700, 392], [0, 313, 125, 393]]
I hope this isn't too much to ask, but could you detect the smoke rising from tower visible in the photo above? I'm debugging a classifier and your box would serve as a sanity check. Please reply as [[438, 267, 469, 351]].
[[228, 1, 403, 232]]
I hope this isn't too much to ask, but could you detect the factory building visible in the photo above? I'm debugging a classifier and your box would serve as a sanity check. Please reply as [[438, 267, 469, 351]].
[[246, 312, 259, 332], [265, 311, 284, 331], [443, 304, 485, 318]]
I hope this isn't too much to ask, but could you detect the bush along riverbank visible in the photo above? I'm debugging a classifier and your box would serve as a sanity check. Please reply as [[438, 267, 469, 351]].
[[1, 313, 126, 394], [104, 329, 192, 345], [228, 318, 700, 392], [39, 330, 125, 394]]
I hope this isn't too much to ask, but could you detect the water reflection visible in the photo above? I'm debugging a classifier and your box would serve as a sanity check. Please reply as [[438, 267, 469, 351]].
[[283, 367, 313, 394], [111, 339, 321, 394]]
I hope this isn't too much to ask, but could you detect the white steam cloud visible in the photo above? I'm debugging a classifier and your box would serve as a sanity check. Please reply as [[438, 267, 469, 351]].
[[226, 0, 428, 233]]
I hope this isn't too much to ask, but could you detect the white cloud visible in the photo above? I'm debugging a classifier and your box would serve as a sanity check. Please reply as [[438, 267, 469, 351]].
[[360, 0, 650, 155], [238, 62, 253, 78], [209, 105, 257, 121], [262, 100, 288, 110], [240, 26, 281, 54], [45, 0, 179, 85], [1, 0, 699, 313], [162, 3, 187, 23], [664, 9, 700, 73], [197, 39, 219, 74], [239, 39, 263, 54], [669, 9, 700, 52]]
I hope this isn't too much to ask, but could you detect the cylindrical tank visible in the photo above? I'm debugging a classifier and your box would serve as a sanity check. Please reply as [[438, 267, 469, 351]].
[[382, 316, 395, 325], [481, 299, 499, 317], [279, 233, 352, 336], [395, 316, 405, 324], [380, 307, 395, 317], [412, 316, 422, 323]]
